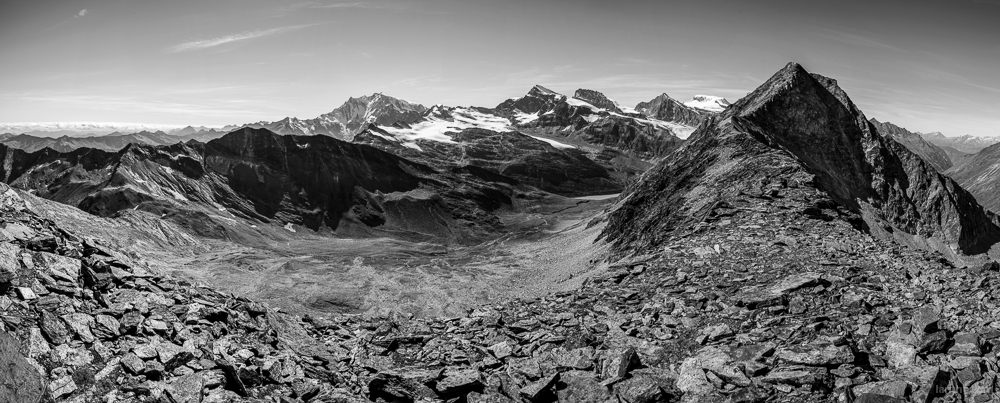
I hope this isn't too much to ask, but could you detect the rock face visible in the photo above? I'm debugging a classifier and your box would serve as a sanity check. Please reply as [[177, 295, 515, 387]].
[[0, 128, 523, 243], [573, 89, 625, 113], [203, 128, 430, 229], [635, 93, 707, 127], [870, 119, 954, 172], [946, 142, 1000, 214], [603, 62, 1000, 259], [245, 93, 428, 140]]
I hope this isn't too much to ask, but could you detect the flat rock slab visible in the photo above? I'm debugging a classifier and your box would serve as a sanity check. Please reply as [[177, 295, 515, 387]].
[[737, 272, 824, 308], [32, 252, 80, 284], [0, 331, 44, 403], [777, 342, 854, 366]]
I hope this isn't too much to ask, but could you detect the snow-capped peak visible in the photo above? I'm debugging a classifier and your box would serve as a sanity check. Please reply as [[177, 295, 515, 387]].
[[684, 95, 731, 113]]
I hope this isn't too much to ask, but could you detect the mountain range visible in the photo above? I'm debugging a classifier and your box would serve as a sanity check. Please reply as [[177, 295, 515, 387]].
[[5, 63, 1000, 403]]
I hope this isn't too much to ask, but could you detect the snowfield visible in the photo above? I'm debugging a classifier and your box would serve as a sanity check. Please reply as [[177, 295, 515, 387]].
[[380, 107, 513, 145], [684, 95, 731, 112]]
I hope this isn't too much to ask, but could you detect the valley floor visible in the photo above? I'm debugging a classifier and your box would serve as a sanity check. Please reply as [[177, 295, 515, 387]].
[[26, 190, 619, 318]]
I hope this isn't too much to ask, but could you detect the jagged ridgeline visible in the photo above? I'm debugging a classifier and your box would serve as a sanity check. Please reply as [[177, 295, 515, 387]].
[[603, 62, 1000, 261]]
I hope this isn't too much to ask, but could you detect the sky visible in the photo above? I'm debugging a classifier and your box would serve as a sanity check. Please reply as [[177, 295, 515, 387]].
[[0, 0, 998, 136]]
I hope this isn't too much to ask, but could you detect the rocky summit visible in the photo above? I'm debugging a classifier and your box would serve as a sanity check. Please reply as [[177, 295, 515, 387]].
[[4, 62, 1000, 403]]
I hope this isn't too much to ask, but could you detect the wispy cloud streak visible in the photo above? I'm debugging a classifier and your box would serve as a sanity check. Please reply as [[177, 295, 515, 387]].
[[814, 26, 908, 53], [167, 25, 315, 53], [312, 2, 391, 9]]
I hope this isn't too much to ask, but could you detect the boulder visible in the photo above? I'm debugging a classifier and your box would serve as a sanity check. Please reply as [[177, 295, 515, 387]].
[[676, 347, 750, 395], [48, 375, 77, 399], [165, 372, 204, 403], [913, 305, 941, 333], [32, 251, 81, 284], [917, 330, 948, 354], [38, 310, 70, 345], [615, 374, 664, 403], [62, 313, 96, 343], [92, 314, 121, 339], [599, 347, 639, 380], [435, 367, 482, 397], [950, 333, 983, 357], [776, 340, 854, 366], [520, 373, 559, 401], [368, 368, 440, 401], [0, 243, 19, 285], [556, 371, 615, 403]]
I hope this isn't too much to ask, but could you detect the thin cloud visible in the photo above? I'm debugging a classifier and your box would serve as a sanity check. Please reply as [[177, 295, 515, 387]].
[[312, 2, 391, 9], [973, 0, 1000, 5], [814, 26, 908, 53], [167, 25, 316, 53], [289, 1, 447, 14], [43, 9, 89, 31], [8, 92, 269, 118]]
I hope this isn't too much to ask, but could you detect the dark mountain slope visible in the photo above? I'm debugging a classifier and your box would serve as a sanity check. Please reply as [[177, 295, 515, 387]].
[[200, 129, 430, 229], [603, 62, 1000, 259], [946, 142, 1000, 214], [0, 131, 223, 153], [634, 93, 707, 127], [573, 88, 625, 113], [870, 119, 953, 171], [0, 128, 526, 243], [355, 125, 622, 196]]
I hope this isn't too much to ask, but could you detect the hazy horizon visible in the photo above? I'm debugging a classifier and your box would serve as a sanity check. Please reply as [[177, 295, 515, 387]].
[[1, 0, 998, 137]]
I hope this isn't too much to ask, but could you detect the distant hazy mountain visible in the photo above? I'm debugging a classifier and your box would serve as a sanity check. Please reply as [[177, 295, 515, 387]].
[[869, 119, 954, 172], [244, 93, 428, 139], [167, 125, 236, 136], [922, 131, 1000, 154], [0, 130, 225, 153], [0, 122, 187, 137]]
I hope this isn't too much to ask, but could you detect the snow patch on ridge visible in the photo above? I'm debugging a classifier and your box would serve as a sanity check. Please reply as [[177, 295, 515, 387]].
[[564, 97, 601, 111], [527, 135, 576, 149]]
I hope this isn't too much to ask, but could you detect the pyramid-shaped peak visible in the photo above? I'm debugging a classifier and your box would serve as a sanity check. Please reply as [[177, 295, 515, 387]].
[[727, 62, 827, 117], [527, 85, 562, 98]]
